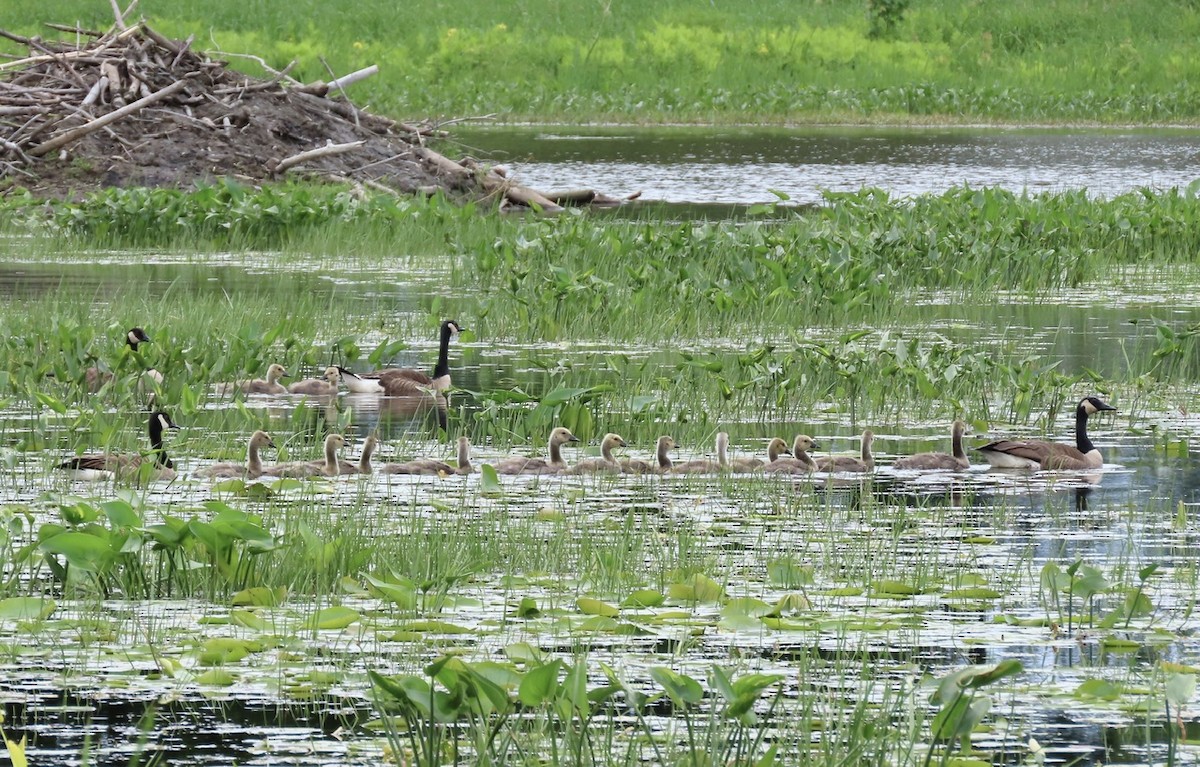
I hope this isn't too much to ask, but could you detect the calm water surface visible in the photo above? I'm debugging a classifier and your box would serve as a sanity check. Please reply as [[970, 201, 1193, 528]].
[[456, 126, 1200, 204], [2, 209, 1200, 762]]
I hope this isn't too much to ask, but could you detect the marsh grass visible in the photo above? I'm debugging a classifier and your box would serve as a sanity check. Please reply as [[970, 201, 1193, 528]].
[[6, 0, 1200, 124]]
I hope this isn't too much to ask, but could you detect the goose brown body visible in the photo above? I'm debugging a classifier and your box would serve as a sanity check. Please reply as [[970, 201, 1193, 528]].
[[978, 396, 1116, 470], [58, 410, 180, 481], [265, 434, 346, 477], [288, 367, 341, 396], [894, 420, 970, 471], [621, 436, 677, 474], [565, 433, 628, 474], [197, 430, 276, 479], [814, 430, 875, 473], [761, 435, 819, 474], [493, 427, 580, 475]]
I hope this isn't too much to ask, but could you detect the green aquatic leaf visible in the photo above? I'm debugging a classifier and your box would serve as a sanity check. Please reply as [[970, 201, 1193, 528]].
[[0, 597, 56, 622], [621, 589, 664, 608], [667, 573, 725, 603], [1166, 673, 1196, 705], [650, 667, 703, 707], [1074, 678, 1123, 701], [231, 586, 286, 607], [480, 464, 503, 495], [576, 597, 619, 617], [303, 606, 361, 630], [519, 660, 562, 706], [39, 531, 114, 572]]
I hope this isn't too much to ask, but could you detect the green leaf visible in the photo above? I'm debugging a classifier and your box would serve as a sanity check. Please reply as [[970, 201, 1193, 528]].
[[1074, 678, 1123, 701], [0, 597, 56, 622], [621, 589, 664, 608], [1166, 673, 1196, 706], [39, 531, 114, 572], [303, 606, 360, 630], [650, 667, 703, 707], [231, 586, 286, 607], [480, 464, 502, 495], [667, 573, 725, 603], [518, 660, 562, 706], [576, 597, 619, 617]]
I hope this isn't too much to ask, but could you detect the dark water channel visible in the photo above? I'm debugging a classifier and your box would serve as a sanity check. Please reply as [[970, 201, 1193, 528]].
[[455, 125, 1200, 205]]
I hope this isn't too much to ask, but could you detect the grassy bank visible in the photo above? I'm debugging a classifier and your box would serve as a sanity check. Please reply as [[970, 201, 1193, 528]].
[[5, 0, 1200, 124]]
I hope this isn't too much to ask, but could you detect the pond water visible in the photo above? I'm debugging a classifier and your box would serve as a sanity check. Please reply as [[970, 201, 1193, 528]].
[[454, 126, 1200, 205], [2, 247, 1200, 767], [3, 160, 1200, 763]]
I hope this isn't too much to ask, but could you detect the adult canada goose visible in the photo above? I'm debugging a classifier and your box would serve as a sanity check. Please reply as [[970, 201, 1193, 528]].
[[978, 396, 1116, 470], [340, 320, 466, 394], [564, 433, 628, 474], [672, 432, 727, 474], [730, 436, 792, 472], [335, 435, 378, 475], [84, 327, 161, 392], [264, 433, 346, 477], [386, 436, 475, 475], [288, 366, 341, 396], [493, 427, 580, 475], [197, 430, 276, 479], [893, 420, 971, 471], [621, 436, 677, 474], [761, 435, 819, 474], [58, 410, 180, 481], [815, 429, 875, 473], [214, 363, 289, 396]]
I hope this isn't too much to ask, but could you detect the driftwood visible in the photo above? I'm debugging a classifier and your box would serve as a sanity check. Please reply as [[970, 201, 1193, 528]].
[[0, 14, 631, 211]]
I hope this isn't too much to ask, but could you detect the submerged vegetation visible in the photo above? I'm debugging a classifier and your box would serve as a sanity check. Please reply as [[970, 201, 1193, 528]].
[[7, 0, 1200, 124]]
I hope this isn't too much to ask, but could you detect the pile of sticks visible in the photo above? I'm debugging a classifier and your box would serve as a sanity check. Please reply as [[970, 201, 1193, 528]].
[[0, 9, 634, 210]]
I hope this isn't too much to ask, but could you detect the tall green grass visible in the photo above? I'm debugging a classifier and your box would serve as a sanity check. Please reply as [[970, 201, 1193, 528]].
[[5, 0, 1200, 123]]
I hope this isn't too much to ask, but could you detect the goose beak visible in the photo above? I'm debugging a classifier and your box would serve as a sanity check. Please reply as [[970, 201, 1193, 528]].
[[1099, 402, 1117, 411]]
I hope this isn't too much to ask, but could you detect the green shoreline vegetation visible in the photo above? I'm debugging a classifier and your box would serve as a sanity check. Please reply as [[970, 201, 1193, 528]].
[[6, 0, 1200, 125]]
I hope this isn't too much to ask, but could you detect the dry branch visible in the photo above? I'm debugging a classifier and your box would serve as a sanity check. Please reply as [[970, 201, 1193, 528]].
[[274, 139, 366, 174], [27, 77, 189, 157]]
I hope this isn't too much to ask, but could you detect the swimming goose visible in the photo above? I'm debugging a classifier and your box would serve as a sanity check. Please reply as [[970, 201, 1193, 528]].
[[978, 396, 1116, 470], [214, 363, 289, 396], [761, 435, 819, 474], [337, 435, 379, 475], [197, 430, 276, 479], [84, 327, 161, 391], [671, 432, 727, 474], [264, 433, 346, 477], [58, 410, 180, 481], [288, 366, 341, 396], [730, 436, 791, 472], [493, 427, 580, 475], [386, 436, 475, 475], [621, 436, 677, 474], [894, 420, 971, 471], [564, 432, 628, 474], [341, 320, 466, 394], [815, 430, 875, 473]]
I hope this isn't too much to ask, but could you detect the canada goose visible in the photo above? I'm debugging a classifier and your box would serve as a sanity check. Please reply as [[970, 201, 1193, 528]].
[[288, 366, 341, 396], [341, 320, 466, 394], [493, 427, 580, 475], [197, 430, 276, 479], [815, 429, 875, 473], [58, 410, 180, 481], [729, 436, 791, 472], [264, 433, 346, 477], [564, 433, 628, 474], [672, 432, 727, 474], [894, 420, 971, 471], [84, 327, 161, 392], [761, 435, 819, 474], [214, 363, 289, 396], [386, 435, 475, 475], [621, 436, 677, 474], [978, 396, 1117, 470], [333, 435, 378, 475]]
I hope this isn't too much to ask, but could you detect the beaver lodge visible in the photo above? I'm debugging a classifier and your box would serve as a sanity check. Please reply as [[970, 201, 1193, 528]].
[[0, 11, 634, 211]]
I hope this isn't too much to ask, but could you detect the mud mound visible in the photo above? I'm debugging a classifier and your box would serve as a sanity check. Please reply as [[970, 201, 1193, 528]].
[[0, 19, 629, 210]]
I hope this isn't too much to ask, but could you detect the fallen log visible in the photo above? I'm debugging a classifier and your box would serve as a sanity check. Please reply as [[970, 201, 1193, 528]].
[[273, 139, 366, 174]]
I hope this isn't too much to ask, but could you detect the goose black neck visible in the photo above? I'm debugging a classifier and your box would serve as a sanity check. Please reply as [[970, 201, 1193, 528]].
[[432, 323, 454, 379], [148, 425, 171, 468], [1075, 404, 1096, 454]]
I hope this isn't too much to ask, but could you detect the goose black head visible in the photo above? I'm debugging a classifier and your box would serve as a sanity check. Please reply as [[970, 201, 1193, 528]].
[[442, 320, 466, 335], [152, 411, 181, 432], [127, 327, 151, 347], [1080, 396, 1117, 415]]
